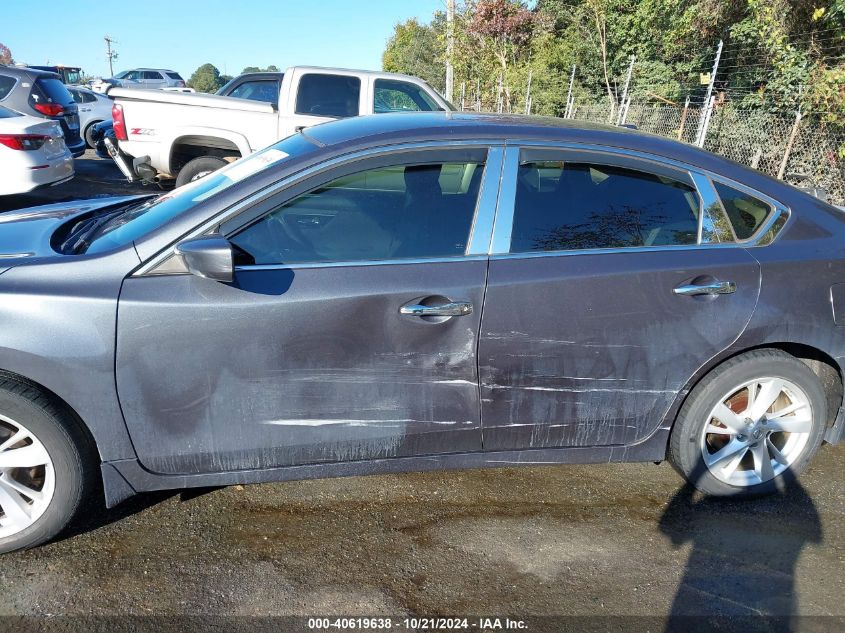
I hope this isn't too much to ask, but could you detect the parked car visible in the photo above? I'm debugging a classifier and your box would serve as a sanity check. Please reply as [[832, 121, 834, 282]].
[[108, 68, 186, 90], [0, 66, 86, 157], [216, 71, 284, 104], [107, 66, 451, 185], [0, 112, 843, 553], [89, 119, 114, 159], [0, 104, 73, 195], [67, 86, 113, 149]]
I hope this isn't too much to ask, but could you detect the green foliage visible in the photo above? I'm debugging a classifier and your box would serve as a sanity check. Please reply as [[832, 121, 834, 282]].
[[382, 16, 446, 92], [0, 43, 12, 66], [188, 63, 225, 93], [241, 65, 280, 74]]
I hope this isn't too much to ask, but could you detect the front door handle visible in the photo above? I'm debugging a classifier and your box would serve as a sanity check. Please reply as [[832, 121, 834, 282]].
[[400, 301, 473, 317], [673, 280, 737, 296]]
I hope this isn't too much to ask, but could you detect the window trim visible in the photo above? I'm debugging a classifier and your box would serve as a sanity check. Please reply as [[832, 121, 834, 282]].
[[136, 141, 503, 277], [490, 142, 789, 257]]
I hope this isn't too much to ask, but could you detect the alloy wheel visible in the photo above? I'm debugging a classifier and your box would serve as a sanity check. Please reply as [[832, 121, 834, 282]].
[[0, 414, 55, 539], [701, 377, 813, 487]]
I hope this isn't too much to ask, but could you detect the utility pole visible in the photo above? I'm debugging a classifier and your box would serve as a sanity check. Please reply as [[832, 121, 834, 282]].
[[104, 35, 118, 77], [445, 0, 455, 103], [617, 55, 635, 125], [695, 40, 723, 147]]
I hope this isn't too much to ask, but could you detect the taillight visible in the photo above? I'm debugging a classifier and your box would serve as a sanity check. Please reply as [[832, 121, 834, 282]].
[[0, 134, 50, 151], [177, 80, 186, 87], [112, 103, 128, 141], [32, 103, 65, 117]]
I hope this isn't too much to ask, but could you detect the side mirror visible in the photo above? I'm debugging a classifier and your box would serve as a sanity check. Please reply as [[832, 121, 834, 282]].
[[175, 236, 234, 283]]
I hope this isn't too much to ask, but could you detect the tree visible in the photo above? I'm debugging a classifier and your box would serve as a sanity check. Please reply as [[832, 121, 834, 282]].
[[383, 17, 446, 91], [241, 65, 280, 74], [0, 43, 12, 66], [188, 63, 224, 93]]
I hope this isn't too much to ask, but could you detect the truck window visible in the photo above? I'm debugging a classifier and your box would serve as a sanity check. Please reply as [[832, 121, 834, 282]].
[[373, 79, 440, 113], [295, 74, 360, 118], [228, 80, 279, 104]]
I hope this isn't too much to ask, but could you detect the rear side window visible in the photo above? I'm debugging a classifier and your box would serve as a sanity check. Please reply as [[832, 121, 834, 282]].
[[295, 74, 360, 118], [142, 71, 163, 80], [230, 160, 485, 265], [228, 80, 279, 103], [374, 79, 439, 113], [31, 78, 73, 106], [0, 75, 15, 100], [166, 72, 183, 80], [511, 160, 700, 252], [714, 182, 772, 240]]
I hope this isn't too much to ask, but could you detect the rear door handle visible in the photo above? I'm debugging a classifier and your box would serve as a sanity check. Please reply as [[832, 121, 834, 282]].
[[673, 280, 737, 296], [400, 301, 473, 317]]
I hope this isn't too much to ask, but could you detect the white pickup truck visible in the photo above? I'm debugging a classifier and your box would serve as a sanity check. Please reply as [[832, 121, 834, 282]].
[[107, 66, 451, 185]]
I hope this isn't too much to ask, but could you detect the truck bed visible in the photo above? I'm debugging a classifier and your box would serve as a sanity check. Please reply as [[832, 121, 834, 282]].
[[108, 88, 276, 113]]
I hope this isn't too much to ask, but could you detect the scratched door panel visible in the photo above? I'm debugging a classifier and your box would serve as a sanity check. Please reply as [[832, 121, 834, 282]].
[[116, 261, 486, 475], [479, 249, 760, 450]]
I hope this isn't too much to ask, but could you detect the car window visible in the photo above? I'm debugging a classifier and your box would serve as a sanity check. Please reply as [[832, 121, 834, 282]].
[[68, 88, 82, 103], [0, 105, 21, 118], [166, 72, 183, 81], [228, 80, 279, 103], [373, 79, 440, 113], [295, 74, 360, 118], [0, 75, 14, 101], [510, 160, 700, 252], [84, 91, 99, 103], [142, 71, 163, 80], [230, 160, 485, 265], [83, 134, 319, 254], [31, 78, 74, 106], [713, 182, 772, 240], [125, 71, 142, 80]]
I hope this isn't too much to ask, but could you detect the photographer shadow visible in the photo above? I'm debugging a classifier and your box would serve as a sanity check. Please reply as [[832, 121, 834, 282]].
[[659, 466, 822, 633]]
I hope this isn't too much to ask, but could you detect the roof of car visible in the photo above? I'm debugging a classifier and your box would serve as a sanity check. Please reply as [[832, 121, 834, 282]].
[[0, 65, 62, 80]]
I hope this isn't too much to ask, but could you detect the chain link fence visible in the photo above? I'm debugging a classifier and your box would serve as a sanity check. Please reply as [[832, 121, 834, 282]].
[[568, 100, 845, 205]]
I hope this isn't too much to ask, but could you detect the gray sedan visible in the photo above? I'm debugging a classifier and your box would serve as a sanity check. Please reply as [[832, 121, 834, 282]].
[[0, 112, 842, 553]]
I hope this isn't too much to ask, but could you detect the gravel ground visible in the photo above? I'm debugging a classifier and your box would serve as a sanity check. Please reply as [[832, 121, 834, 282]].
[[0, 153, 842, 631]]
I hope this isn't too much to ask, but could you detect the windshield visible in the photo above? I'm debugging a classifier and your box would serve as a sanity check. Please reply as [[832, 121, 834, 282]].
[[82, 133, 318, 254]]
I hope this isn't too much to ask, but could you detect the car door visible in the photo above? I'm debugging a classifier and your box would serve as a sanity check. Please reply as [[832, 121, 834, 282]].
[[116, 145, 502, 475], [479, 146, 762, 450], [284, 70, 363, 136]]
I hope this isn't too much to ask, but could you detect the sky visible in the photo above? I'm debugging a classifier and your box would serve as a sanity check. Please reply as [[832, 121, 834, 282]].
[[2, 0, 444, 79]]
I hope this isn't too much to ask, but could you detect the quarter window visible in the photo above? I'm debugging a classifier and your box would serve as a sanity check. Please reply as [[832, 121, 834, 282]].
[[295, 74, 360, 118], [0, 75, 14, 100], [230, 161, 485, 265], [374, 79, 439, 113], [714, 182, 772, 240], [510, 160, 701, 253]]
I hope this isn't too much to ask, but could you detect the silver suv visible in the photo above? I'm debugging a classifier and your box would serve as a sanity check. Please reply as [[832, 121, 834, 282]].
[[109, 68, 185, 90], [0, 65, 86, 157]]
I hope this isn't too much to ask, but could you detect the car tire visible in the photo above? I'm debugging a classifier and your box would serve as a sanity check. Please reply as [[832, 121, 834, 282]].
[[84, 122, 102, 150], [175, 157, 228, 188], [0, 380, 96, 554], [668, 349, 827, 497]]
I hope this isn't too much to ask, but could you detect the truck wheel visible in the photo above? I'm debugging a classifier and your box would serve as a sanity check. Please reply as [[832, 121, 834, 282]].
[[668, 349, 827, 497], [0, 380, 96, 554], [175, 157, 228, 187]]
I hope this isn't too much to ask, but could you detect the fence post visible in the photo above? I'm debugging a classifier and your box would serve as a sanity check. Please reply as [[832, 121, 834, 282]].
[[777, 110, 803, 180], [620, 95, 631, 125], [696, 95, 717, 148], [617, 56, 635, 125], [524, 70, 533, 115], [677, 96, 690, 140], [695, 40, 723, 146], [460, 82, 466, 111], [564, 64, 576, 119]]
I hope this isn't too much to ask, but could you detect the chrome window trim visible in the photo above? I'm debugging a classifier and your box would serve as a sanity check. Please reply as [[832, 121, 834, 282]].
[[466, 146, 504, 255], [134, 140, 503, 277], [491, 140, 791, 257], [691, 172, 736, 244], [490, 243, 752, 263], [235, 255, 489, 273], [489, 146, 520, 255]]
